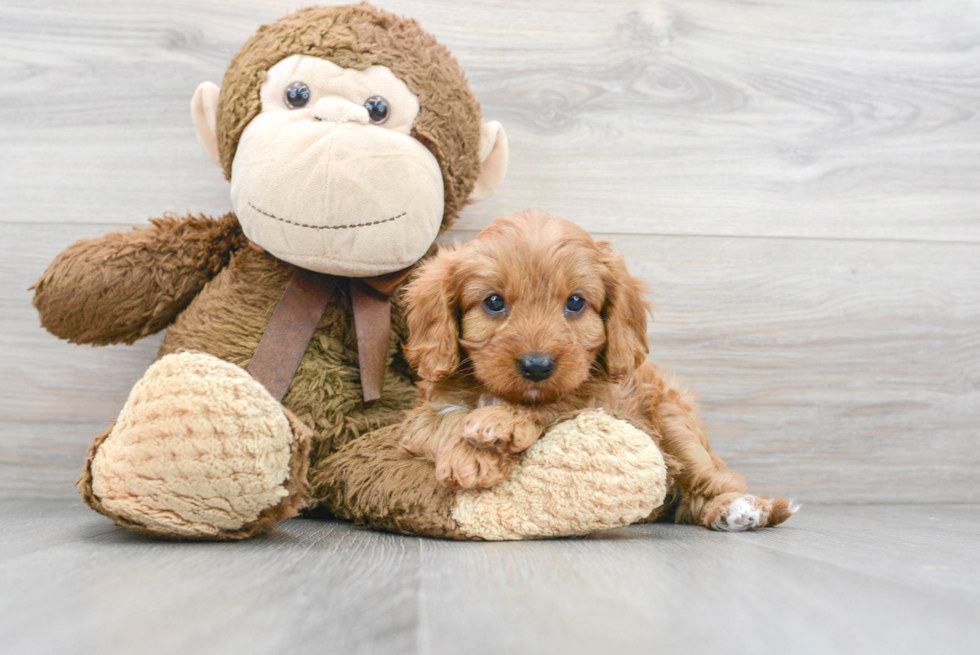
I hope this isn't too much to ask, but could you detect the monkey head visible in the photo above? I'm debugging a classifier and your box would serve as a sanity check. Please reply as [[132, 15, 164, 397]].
[[190, 4, 508, 276]]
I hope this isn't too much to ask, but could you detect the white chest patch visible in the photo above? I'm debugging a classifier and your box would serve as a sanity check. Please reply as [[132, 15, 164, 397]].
[[477, 394, 503, 408]]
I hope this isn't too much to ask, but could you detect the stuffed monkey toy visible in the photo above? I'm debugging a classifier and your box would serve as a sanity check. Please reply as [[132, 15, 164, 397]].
[[32, 4, 667, 540]]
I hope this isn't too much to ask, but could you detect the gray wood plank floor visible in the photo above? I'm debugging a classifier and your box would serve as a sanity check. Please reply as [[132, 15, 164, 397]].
[[2, 500, 978, 655]]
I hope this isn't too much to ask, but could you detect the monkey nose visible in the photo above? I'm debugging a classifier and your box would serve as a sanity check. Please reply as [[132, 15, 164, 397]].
[[312, 97, 369, 125], [517, 353, 556, 382]]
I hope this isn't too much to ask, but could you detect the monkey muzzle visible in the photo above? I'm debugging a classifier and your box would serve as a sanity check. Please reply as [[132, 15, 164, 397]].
[[230, 113, 445, 277]]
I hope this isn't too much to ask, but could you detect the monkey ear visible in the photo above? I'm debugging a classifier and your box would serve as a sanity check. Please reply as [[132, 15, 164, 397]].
[[402, 248, 461, 382], [468, 121, 508, 203], [191, 82, 222, 166]]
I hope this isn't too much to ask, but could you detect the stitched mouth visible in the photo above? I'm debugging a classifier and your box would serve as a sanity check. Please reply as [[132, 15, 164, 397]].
[[248, 201, 407, 230]]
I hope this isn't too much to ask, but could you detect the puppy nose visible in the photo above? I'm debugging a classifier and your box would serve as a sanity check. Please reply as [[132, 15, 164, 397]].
[[518, 353, 556, 382], [312, 97, 369, 124]]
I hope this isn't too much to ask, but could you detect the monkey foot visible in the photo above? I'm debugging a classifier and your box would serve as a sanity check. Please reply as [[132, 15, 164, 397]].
[[451, 410, 667, 540], [79, 352, 312, 539]]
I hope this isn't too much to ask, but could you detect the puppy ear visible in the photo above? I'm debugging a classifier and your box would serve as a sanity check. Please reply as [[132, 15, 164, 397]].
[[599, 242, 651, 380], [403, 248, 460, 382]]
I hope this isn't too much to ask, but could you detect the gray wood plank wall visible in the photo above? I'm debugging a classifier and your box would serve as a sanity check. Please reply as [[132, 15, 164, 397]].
[[1, 0, 978, 502]]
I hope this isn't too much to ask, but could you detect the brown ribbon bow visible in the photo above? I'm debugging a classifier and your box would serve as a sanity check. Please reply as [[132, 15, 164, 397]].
[[247, 265, 414, 403]]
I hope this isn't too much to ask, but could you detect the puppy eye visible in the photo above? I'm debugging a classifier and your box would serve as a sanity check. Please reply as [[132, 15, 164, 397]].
[[284, 82, 311, 109], [364, 95, 390, 124], [483, 294, 506, 314], [565, 294, 586, 314]]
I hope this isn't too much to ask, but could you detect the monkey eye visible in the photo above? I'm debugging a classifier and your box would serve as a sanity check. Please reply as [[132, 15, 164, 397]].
[[565, 294, 586, 314], [284, 82, 311, 109], [483, 294, 506, 315], [364, 95, 390, 124]]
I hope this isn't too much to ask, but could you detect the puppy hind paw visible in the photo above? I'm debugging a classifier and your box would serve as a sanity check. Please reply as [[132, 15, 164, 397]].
[[710, 496, 764, 531], [707, 494, 799, 531]]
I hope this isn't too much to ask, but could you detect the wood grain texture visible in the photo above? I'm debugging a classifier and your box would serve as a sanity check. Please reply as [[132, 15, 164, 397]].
[[0, 0, 978, 241], [418, 505, 980, 655], [1, 0, 979, 503], [2, 500, 979, 655], [0, 501, 422, 655]]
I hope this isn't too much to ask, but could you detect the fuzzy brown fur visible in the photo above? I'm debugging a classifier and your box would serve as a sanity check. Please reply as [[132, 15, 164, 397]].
[[32, 4, 489, 539], [159, 241, 421, 464], [311, 423, 463, 538], [32, 213, 246, 345], [217, 3, 482, 229], [34, 214, 420, 465], [400, 210, 793, 528]]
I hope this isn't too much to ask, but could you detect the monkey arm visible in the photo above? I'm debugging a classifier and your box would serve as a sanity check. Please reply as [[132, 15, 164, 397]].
[[32, 213, 246, 345]]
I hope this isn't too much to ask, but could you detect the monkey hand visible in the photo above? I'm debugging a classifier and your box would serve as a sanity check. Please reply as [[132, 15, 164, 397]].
[[33, 213, 242, 345]]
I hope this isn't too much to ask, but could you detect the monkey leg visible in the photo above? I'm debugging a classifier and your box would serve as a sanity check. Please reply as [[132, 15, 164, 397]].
[[78, 352, 312, 539], [313, 409, 668, 540]]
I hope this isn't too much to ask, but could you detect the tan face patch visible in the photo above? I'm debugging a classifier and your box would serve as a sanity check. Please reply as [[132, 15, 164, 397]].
[[230, 55, 444, 277], [260, 55, 421, 134]]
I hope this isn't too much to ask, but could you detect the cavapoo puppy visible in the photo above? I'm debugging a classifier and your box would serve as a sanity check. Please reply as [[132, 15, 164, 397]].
[[399, 209, 794, 531]]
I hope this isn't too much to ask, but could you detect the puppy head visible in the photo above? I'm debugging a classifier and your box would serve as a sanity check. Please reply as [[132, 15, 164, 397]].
[[404, 209, 651, 403]]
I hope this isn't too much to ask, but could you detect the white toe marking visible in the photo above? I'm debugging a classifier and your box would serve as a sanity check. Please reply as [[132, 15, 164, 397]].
[[788, 499, 802, 515], [712, 495, 764, 532]]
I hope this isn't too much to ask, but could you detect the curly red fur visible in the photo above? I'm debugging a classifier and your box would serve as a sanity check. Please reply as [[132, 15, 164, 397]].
[[400, 209, 793, 529]]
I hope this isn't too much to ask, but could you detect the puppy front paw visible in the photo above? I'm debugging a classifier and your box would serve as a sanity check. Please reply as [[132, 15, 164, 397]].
[[458, 405, 541, 454], [435, 437, 516, 490]]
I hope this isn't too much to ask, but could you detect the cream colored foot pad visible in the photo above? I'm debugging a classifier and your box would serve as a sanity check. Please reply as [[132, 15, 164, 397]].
[[91, 352, 295, 538], [452, 410, 667, 540]]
